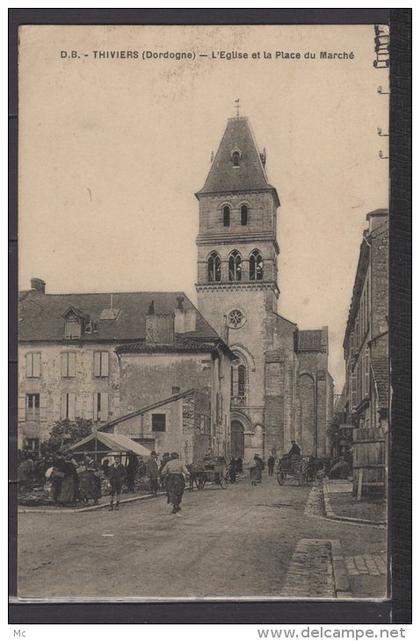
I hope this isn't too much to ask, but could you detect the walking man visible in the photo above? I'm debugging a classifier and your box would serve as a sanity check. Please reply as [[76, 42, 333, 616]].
[[109, 455, 126, 511], [267, 454, 276, 477], [146, 451, 160, 496]]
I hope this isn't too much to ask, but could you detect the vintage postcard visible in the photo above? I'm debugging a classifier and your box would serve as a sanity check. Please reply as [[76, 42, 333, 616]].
[[15, 23, 390, 602]]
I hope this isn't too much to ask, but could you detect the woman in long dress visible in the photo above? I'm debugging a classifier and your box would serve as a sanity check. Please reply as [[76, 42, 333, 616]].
[[160, 452, 189, 514], [58, 456, 78, 505]]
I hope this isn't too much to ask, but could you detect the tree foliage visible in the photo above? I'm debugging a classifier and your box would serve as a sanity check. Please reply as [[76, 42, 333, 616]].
[[42, 417, 94, 454]]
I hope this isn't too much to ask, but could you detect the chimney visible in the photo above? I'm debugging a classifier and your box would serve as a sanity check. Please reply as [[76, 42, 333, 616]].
[[31, 278, 46, 294], [366, 208, 388, 233], [145, 302, 175, 344], [174, 296, 197, 334], [321, 326, 329, 354]]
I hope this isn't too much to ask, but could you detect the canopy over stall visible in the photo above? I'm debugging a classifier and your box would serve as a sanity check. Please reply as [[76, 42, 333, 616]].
[[67, 431, 152, 462]]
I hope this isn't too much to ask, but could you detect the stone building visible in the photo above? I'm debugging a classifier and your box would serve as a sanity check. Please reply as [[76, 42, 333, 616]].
[[101, 388, 215, 465], [342, 209, 389, 434], [342, 209, 389, 496], [195, 114, 333, 460], [17, 282, 233, 457]]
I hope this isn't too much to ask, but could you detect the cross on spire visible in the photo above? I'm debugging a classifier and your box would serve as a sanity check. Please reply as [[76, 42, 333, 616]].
[[234, 98, 240, 118]]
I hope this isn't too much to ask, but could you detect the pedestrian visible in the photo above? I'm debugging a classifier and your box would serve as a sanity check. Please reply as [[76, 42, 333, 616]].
[[146, 451, 160, 496], [108, 455, 126, 511], [57, 455, 78, 506], [160, 452, 189, 514], [125, 452, 139, 493], [78, 457, 101, 505], [50, 454, 66, 502], [159, 452, 171, 490], [250, 454, 264, 486], [228, 458, 237, 483], [235, 457, 243, 474], [267, 454, 276, 477]]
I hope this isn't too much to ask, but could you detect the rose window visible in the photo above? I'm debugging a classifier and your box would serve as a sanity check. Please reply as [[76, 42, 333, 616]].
[[229, 309, 244, 328]]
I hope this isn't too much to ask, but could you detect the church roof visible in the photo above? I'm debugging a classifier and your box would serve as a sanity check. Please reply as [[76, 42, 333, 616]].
[[196, 116, 280, 206]]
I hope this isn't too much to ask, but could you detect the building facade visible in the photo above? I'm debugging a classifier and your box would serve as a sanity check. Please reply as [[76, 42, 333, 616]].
[[195, 115, 333, 460], [18, 283, 233, 458], [342, 209, 389, 496]]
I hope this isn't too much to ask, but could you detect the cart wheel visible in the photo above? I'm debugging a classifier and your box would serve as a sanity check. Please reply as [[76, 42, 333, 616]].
[[277, 472, 286, 486], [219, 476, 227, 489]]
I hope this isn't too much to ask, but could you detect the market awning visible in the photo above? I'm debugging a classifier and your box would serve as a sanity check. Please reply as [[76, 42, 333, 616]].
[[68, 431, 152, 457]]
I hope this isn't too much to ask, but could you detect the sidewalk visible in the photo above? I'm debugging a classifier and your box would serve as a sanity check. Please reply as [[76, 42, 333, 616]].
[[323, 479, 387, 525], [18, 488, 164, 513]]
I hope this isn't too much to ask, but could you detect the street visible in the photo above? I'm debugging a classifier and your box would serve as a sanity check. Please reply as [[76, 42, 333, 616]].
[[17, 476, 387, 600]]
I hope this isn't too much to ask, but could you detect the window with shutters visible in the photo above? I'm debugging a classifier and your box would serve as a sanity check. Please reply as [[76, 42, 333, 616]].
[[26, 393, 40, 419], [26, 352, 41, 378], [61, 393, 76, 420], [151, 413, 166, 432], [25, 438, 40, 452], [61, 352, 76, 377], [94, 351, 109, 377], [65, 318, 82, 339], [93, 392, 109, 422]]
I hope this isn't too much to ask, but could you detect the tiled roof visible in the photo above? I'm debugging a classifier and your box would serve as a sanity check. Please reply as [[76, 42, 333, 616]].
[[296, 330, 323, 352], [196, 117, 280, 205], [18, 290, 218, 343]]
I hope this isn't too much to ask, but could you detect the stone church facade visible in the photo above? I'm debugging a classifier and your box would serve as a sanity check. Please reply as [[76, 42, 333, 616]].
[[195, 115, 333, 461]]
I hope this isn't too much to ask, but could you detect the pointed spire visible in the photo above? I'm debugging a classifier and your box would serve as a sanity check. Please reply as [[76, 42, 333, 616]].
[[196, 115, 280, 206]]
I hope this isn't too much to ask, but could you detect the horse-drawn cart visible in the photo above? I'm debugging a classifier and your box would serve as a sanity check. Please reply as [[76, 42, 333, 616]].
[[276, 454, 309, 486], [190, 456, 228, 490]]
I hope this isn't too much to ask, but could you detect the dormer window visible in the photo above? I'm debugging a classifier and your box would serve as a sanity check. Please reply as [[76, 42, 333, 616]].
[[63, 306, 88, 339], [65, 318, 82, 339], [231, 148, 242, 167]]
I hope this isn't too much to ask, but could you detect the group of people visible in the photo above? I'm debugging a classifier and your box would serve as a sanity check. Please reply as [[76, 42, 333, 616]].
[[104, 450, 189, 514], [249, 441, 302, 486], [17, 447, 191, 513]]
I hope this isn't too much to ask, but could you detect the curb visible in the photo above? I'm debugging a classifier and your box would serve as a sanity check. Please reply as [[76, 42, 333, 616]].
[[18, 491, 166, 514], [322, 480, 386, 527], [330, 539, 352, 598]]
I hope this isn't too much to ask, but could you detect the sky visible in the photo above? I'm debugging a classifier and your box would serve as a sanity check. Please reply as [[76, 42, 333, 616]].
[[18, 25, 389, 391]]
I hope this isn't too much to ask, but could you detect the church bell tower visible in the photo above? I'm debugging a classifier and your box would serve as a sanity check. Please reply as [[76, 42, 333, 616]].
[[195, 111, 283, 461], [195, 112, 281, 338]]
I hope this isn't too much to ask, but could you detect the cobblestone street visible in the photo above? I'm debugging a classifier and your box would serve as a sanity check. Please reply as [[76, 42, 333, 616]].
[[17, 476, 387, 600]]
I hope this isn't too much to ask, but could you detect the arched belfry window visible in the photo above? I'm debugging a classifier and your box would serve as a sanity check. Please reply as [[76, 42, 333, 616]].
[[208, 251, 221, 282], [241, 204, 248, 226], [249, 249, 263, 281], [223, 205, 230, 227], [231, 354, 247, 405], [229, 250, 242, 281]]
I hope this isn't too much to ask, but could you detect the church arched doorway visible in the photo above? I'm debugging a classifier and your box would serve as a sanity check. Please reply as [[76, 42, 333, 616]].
[[231, 420, 245, 458]]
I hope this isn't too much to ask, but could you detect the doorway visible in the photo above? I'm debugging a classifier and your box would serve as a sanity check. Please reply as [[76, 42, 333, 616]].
[[231, 420, 245, 458]]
